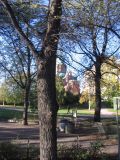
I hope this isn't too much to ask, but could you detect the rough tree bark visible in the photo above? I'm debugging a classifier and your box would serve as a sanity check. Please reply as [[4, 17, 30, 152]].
[[36, 0, 62, 158], [37, 56, 58, 159], [23, 46, 31, 125], [0, 0, 62, 159], [94, 62, 102, 122], [91, 28, 102, 122], [23, 85, 30, 125]]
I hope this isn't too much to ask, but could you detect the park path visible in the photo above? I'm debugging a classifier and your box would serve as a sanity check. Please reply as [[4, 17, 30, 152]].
[[101, 108, 114, 115], [0, 115, 118, 156]]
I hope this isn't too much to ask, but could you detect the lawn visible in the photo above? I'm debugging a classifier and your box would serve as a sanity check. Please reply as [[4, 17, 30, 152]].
[[0, 108, 38, 121], [108, 108, 117, 112], [0, 107, 94, 121], [0, 105, 23, 109], [0, 108, 23, 120], [1, 107, 120, 121], [58, 108, 120, 116], [58, 109, 94, 115], [107, 108, 120, 115]]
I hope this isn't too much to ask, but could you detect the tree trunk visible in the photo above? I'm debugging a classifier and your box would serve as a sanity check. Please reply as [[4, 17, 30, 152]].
[[94, 63, 101, 122], [0, 0, 62, 159], [23, 87, 30, 125], [23, 43, 31, 125], [37, 56, 58, 160], [36, 1, 62, 158]]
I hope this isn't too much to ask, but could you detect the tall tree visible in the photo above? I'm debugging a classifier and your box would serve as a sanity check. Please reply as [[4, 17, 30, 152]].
[[0, 79, 24, 106], [0, 27, 36, 125], [60, 0, 120, 121], [0, 0, 62, 159], [0, 83, 8, 105]]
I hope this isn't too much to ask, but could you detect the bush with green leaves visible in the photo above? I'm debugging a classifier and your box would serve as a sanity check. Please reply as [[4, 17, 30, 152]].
[[0, 142, 39, 160], [0, 141, 114, 160], [64, 92, 80, 106], [56, 77, 66, 105], [0, 142, 24, 160], [58, 140, 108, 160], [56, 77, 80, 107]]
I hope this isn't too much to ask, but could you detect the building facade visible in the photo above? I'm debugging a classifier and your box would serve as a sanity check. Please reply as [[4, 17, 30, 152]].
[[56, 63, 80, 95]]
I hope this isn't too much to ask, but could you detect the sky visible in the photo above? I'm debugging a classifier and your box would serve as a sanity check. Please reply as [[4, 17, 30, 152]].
[[0, 0, 120, 87]]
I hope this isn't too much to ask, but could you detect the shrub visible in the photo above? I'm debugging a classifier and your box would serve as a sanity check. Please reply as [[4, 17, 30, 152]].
[[58, 141, 108, 160], [0, 142, 39, 160], [0, 142, 23, 160], [64, 92, 80, 105], [0, 141, 111, 160]]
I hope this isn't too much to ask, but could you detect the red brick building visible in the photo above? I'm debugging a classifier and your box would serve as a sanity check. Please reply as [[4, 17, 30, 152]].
[[56, 63, 80, 95]]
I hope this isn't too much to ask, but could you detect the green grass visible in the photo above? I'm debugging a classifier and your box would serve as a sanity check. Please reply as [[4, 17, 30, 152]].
[[0, 109, 23, 120], [0, 108, 94, 121], [108, 109, 116, 112], [0, 108, 38, 121], [58, 108, 120, 116], [58, 109, 94, 115], [1, 107, 119, 121], [0, 105, 23, 109], [107, 108, 120, 115]]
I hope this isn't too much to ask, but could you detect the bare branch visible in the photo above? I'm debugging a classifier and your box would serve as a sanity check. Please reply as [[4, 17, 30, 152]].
[[0, 0, 38, 61]]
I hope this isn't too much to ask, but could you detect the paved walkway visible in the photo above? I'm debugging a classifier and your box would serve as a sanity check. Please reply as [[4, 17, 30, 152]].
[[0, 116, 118, 155], [101, 108, 114, 115]]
